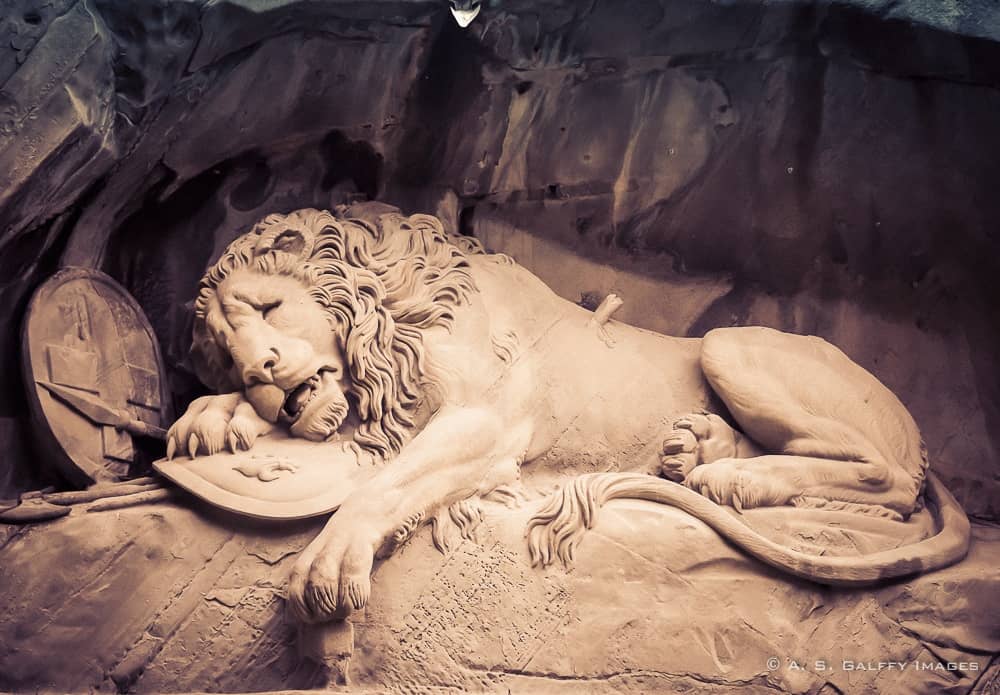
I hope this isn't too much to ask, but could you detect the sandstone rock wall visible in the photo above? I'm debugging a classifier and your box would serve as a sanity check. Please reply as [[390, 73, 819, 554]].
[[2, 494, 998, 693], [0, 0, 997, 519]]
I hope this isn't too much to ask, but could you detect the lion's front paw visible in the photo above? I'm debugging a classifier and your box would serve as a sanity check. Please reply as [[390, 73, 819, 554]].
[[685, 460, 796, 511], [167, 394, 274, 459], [288, 525, 376, 623], [660, 412, 739, 481]]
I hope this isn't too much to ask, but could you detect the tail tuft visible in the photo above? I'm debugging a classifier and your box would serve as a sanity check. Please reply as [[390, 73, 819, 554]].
[[526, 473, 619, 568]]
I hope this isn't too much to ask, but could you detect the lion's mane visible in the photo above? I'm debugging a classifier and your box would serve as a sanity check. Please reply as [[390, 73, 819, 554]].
[[191, 207, 482, 459]]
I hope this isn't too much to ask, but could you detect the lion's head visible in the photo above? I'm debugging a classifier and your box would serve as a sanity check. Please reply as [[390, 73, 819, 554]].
[[191, 206, 481, 459]]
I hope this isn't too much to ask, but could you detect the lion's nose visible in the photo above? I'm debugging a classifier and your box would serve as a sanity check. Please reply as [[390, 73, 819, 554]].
[[242, 349, 279, 385]]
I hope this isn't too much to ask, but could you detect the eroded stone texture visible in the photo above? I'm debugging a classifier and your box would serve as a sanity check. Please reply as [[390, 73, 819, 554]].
[[0, 497, 996, 693], [0, 2, 117, 475]]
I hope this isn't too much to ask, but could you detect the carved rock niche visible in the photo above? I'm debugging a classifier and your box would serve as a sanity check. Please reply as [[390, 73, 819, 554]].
[[0, 2, 998, 693]]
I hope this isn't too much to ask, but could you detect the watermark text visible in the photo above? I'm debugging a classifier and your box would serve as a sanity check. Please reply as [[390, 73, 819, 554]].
[[765, 657, 979, 673]]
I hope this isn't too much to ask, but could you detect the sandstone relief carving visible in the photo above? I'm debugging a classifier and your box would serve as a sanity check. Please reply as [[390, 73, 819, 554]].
[[22, 268, 173, 486], [166, 204, 971, 629], [232, 456, 299, 483], [1, 0, 998, 689]]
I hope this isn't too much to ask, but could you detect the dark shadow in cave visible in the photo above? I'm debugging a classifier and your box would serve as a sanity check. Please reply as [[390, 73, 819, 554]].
[[320, 131, 383, 200], [393, 14, 492, 187]]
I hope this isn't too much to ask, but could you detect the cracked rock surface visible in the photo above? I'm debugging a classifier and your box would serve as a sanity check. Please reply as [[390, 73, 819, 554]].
[[0, 496, 997, 693]]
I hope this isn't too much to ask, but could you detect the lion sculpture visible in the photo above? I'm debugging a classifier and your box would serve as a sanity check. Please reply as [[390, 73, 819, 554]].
[[168, 204, 970, 623]]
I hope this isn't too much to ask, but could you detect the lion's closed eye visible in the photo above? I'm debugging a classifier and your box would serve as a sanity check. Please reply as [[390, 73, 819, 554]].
[[260, 301, 282, 321]]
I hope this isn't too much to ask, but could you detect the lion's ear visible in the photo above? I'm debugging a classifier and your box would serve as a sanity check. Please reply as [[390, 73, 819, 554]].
[[272, 228, 307, 256]]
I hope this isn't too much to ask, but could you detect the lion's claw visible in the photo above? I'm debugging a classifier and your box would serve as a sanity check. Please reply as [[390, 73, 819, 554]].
[[287, 559, 311, 622], [308, 578, 338, 617], [688, 463, 749, 507], [673, 415, 710, 438], [662, 428, 697, 455], [660, 456, 689, 482], [166, 393, 274, 459], [288, 527, 376, 623], [341, 576, 369, 611], [685, 461, 794, 510], [659, 412, 741, 481]]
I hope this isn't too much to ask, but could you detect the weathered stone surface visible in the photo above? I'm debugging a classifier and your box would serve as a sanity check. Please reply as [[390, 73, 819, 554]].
[[0, 2, 116, 238], [0, 1, 118, 427], [0, 498, 996, 693]]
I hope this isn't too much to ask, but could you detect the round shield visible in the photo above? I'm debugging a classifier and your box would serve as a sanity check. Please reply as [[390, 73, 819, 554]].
[[22, 267, 172, 486], [154, 432, 378, 520]]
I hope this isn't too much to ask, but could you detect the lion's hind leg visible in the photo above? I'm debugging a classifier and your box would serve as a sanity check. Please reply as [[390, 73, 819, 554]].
[[695, 327, 919, 516]]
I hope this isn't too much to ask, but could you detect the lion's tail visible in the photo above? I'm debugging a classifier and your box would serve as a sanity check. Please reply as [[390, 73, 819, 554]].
[[525, 472, 970, 586]]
